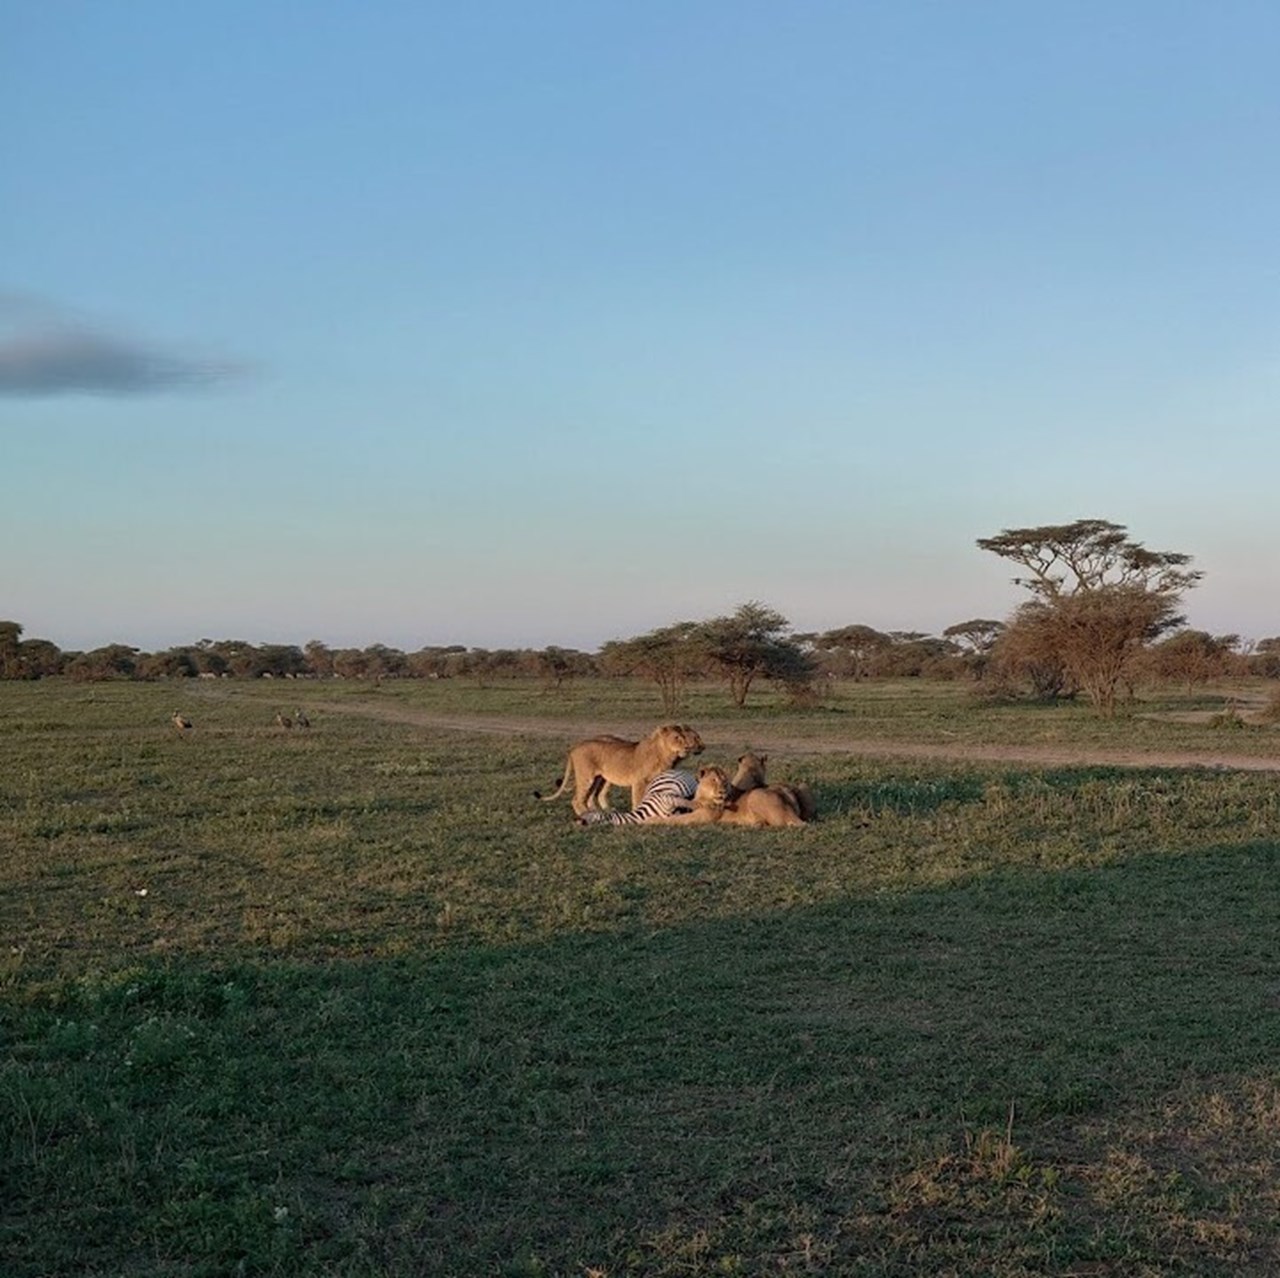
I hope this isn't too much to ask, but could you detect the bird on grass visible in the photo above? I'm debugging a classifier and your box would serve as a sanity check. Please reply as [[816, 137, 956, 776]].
[[172, 711, 193, 733], [275, 711, 293, 730], [294, 708, 310, 729]]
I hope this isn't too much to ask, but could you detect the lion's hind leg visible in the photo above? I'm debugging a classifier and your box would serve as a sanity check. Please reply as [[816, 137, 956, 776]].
[[789, 783, 817, 822], [583, 774, 611, 811]]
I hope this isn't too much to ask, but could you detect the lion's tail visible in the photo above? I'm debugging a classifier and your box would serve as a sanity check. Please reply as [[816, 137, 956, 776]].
[[534, 757, 574, 802]]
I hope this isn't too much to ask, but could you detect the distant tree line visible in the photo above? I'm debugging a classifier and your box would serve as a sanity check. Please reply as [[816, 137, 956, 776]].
[[2, 520, 1276, 713]]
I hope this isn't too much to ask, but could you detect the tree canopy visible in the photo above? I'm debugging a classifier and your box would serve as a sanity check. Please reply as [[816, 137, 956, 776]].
[[599, 622, 703, 715], [977, 518, 1202, 600], [694, 602, 814, 708], [980, 519, 1202, 714]]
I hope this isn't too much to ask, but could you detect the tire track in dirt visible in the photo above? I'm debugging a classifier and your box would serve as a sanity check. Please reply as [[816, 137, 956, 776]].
[[309, 699, 1280, 773]]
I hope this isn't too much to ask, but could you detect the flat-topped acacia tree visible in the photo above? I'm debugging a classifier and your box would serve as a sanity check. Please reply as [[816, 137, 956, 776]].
[[693, 602, 816, 708], [977, 518, 1202, 599], [978, 518, 1203, 715]]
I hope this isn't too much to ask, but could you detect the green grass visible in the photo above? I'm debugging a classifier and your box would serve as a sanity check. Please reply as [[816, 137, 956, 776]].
[[3, 679, 1280, 1276]]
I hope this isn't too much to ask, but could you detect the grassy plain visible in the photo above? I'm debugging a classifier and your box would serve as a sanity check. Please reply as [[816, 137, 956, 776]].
[[3, 677, 1279, 1276]]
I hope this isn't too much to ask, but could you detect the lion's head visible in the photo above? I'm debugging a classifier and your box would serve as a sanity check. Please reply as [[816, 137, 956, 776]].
[[656, 723, 705, 762], [731, 752, 768, 791], [694, 765, 731, 810]]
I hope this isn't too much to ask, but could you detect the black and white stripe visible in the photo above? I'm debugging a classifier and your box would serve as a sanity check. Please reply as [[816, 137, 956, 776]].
[[577, 770, 697, 825]]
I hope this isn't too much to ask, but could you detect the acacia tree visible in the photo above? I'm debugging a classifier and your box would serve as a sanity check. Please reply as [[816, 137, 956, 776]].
[[693, 601, 815, 708], [360, 644, 409, 680], [943, 619, 1005, 681], [990, 607, 1073, 701], [407, 645, 466, 679], [1145, 630, 1239, 692], [807, 624, 892, 679], [66, 644, 140, 681], [304, 640, 334, 678], [599, 622, 703, 715], [0, 621, 22, 678], [136, 648, 199, 680], [943, 619, 1004, 655], [533, 645, 594, 692], [1022, 588, 1177, 713], [1253, 638, 1280, 679], [259, 644, 309, 678], [14, 637, 63, 679], [979, 519, 1201, 715], [874, 632, 960, 678], [193, 640, 229, 678], [0, 622, 64, 679], [977, 519, 1201, 600], [209, 640, 266, 679]]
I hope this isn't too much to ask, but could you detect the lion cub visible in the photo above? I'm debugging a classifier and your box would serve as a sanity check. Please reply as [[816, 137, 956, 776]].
[[535, 723, 704, 815]]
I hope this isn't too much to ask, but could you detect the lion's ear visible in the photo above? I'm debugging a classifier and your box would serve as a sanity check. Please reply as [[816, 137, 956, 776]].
[[698, 767, 712, 778], [759, 754, 768, 766]]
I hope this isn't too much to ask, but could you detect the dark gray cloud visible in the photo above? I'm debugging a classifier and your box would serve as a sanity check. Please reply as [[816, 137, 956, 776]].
[[0, 293, 249, 396]]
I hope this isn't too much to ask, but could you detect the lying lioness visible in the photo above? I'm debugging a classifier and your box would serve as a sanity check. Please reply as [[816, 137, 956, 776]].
[[665, 765, 808, 828], [535, 723, 704, 815], [730, 752, 817, 822]]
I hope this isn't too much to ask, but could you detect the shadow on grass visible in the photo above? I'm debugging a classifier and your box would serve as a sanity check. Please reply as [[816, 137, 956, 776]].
[[816, 763, 1216, 818], [816, 772, 989, 815], [5, 840, 1279, 1277]]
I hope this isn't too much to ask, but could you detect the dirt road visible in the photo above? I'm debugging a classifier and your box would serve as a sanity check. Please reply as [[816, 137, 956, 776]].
[[311, 700, 1280, 773]]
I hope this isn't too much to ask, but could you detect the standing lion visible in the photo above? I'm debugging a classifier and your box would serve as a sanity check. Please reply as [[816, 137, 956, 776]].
[[535, 723, 704, 815]]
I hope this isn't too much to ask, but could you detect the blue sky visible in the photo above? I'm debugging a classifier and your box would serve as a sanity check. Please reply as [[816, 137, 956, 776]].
[[3, 2, 1278, 652]]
